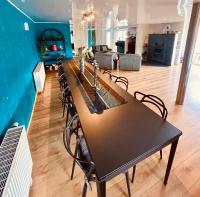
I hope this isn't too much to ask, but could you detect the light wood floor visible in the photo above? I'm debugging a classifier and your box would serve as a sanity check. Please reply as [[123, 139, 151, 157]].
[[28, 64, 200, 197]]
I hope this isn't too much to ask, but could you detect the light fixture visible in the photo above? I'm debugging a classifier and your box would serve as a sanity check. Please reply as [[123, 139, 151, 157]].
[[24, 22, 29, 31], [81, 4, 95, 23]]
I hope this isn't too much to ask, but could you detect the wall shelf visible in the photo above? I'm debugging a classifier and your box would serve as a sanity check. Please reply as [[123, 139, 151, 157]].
[[38, 28, 66, 68]]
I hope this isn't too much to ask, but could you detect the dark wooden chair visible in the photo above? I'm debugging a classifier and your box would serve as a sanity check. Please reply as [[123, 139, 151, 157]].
[[111, 75, 129, 91], [131, 91, 168, 183], [57, 66, 73, 118], [57, 64, 64, 75], [59, 85, 72, 117], [57, 73, 68, 91], [63, 114, 132, 197], [102, 69, 112, 79], [57, 69, 78, 122], [64, 100, 78, 127], [57, 65, 66, 88]]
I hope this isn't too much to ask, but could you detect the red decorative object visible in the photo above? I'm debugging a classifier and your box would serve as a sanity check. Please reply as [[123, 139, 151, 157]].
[[51, 44, 57, 51]]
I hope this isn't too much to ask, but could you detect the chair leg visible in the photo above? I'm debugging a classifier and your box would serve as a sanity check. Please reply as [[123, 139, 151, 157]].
[[71, 159, 76, 180], [82, 182, 88, 197], [66, 110, 69, 127], [125, 171, 131, 197], [62, 103, 65, 118], [131, 165, 136, 183], [126, 84, 128, 92], [160, 149, 163, 160], [71, 143, 78, 180]]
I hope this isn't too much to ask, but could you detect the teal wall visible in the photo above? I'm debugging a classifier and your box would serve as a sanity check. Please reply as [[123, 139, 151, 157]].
[[88, 29, 95, 48], [0, 1, 73, 139], [0, 1, 39, 136], [35, 23, 72, 59]]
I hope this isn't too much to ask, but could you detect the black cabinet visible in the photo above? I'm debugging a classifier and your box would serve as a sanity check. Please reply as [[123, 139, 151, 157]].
[[148, 34, 176, 66]]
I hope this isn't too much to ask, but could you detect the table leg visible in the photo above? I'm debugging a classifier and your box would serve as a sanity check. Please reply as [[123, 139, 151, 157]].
[[96, 181, 106, 197], [164, 139, 179, 185]]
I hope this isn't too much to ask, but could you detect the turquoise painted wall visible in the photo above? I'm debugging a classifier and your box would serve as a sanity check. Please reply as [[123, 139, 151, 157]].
[[0, 1, 73, 140], [35, 23, 72, 59], [88, 29, 95, 48], [0, 1, 39, 136]]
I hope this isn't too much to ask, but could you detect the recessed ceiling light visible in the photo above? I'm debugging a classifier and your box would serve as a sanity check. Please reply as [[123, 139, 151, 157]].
[[21, 0, 26, 3]]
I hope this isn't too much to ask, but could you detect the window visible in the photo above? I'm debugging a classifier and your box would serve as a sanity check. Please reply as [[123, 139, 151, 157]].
[[116, 28, 128, 41], [106, 30, 111, 48]]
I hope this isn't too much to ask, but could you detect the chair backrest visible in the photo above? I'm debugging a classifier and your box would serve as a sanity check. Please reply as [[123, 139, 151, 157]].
[[58, 65, 64, 75], [60, 85, 71, 100], [63, 114, 95, 179], [102, 69, 112, 79], [57, 69, 65, 81], [111, 75, 129, 91], [134, 91, 168, 119], [65, 100, 77, 117], [59, 74, 68, 90]]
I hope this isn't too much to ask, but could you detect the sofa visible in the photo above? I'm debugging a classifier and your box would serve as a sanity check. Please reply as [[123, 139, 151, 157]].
[[119, 54, 142, 71], [92, 45, 112, 53]]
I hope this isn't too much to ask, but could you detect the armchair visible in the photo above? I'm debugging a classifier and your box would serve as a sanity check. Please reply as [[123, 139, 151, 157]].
[[119, 54, 142, 71], [94, 52, 116, 70]]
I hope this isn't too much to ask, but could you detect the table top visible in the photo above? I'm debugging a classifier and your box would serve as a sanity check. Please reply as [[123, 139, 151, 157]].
[[64, 59, 182, 182]]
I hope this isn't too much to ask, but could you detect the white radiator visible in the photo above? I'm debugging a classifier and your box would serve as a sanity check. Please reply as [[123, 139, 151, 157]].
[[0, 126, 32, 197], [33, 62, 46, 93]]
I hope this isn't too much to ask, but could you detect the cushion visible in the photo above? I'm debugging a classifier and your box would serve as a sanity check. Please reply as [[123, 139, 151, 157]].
[[95, 45, 101, 51], [102, 45, 108, 51]]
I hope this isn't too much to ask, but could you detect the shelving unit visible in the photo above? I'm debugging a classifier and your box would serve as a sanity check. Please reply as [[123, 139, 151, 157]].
[[38, 29, 66, 68]]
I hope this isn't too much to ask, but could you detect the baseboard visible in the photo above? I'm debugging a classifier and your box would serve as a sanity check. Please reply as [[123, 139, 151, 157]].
[[27, 93, 37, 134]]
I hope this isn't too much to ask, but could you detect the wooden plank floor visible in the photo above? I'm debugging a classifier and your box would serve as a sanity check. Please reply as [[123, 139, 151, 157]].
[[29, 64, 200, 197]]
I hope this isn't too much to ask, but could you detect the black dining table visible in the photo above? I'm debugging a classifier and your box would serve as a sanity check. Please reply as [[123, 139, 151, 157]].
[[64, 60, 182, 197]]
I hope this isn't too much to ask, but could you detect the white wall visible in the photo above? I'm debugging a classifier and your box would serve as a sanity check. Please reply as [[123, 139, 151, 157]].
[[135, 22, 184, 56], [72, 2, 88, 53], [149, 22, 184, 34], [136, 24, 150, 55], [73, 20, 88, 50], [95, 18, 107, 45], [94, 0, 185, 54], [194, 24, 200, 53]]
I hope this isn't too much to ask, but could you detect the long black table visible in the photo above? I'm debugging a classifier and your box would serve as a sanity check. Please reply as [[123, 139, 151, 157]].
[[64, 60, 182, 197]]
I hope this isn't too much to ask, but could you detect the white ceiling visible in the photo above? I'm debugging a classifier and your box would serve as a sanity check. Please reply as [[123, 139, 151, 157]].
[[9, 0, 186, 23], [73, 0, 185, 26], [9, 0, 72, 22]]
